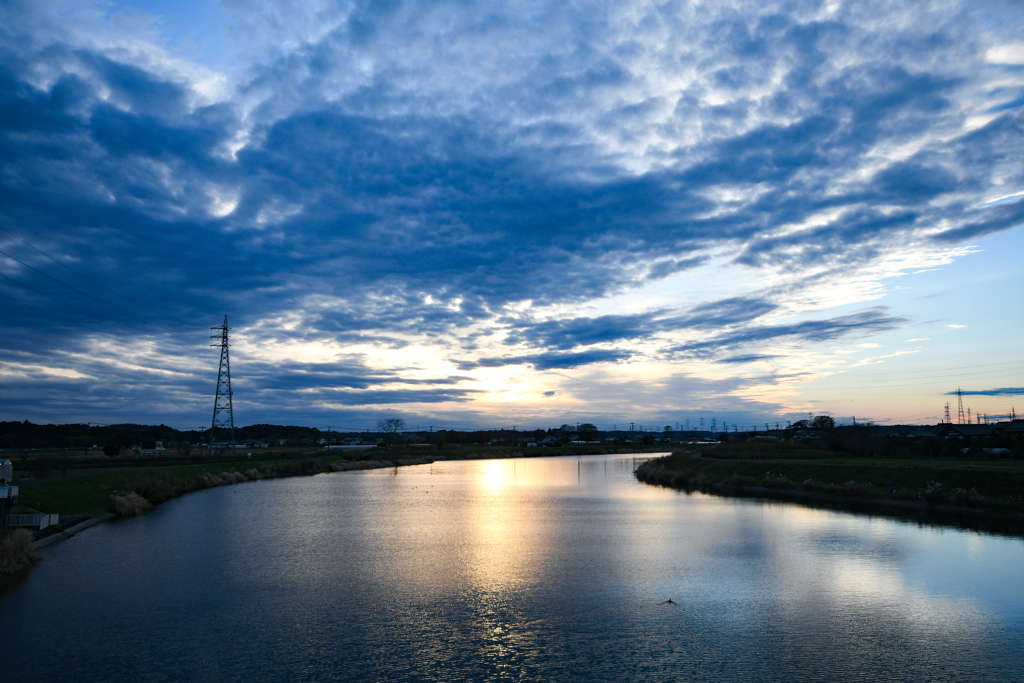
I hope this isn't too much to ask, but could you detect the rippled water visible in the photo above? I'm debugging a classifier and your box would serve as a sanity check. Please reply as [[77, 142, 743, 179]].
[[3, 453, 1024, 681]]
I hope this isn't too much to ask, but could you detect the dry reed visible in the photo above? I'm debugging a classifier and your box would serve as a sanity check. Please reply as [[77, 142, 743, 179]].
[[0, 528, 41, 574], [111, 491, 152, 516]]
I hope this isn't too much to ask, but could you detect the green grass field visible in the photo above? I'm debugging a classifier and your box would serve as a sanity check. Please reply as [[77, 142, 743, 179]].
[[658, 450, 1024, 505], [13, 444, 659, 516], [16, 456, 349, 515]]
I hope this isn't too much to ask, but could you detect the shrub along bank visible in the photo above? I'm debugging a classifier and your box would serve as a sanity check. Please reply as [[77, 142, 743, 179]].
[[16, 456, 434, 518], [0, 455, 439, 576], [636, 451, 1024, 519], [0, 528, 39, 574], [14, 444, 661, 517]]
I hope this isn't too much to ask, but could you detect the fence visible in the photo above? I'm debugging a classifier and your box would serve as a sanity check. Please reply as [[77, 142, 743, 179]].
[[5, 513, 59, 530]]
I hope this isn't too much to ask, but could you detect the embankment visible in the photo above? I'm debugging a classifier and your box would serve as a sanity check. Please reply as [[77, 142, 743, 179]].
[[636, 452, 1024, 535], [4, 447, 664, 575], [17, 456, 433, 518], [15, 445, 662, 518]]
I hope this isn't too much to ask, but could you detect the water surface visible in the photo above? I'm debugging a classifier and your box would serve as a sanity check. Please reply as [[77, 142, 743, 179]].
[[4, 454, 1024, 681]]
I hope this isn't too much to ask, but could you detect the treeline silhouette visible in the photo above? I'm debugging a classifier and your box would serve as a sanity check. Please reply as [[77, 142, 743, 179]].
[[0, 422, 565, 451], [0, 421, 328, 450]]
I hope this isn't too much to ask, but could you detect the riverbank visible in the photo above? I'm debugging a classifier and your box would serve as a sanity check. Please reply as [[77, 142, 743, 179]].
[[3, 445, 662, 574], [0, 455, 433, 574], [13, 444, 659, 516], [636, 451, 1024, 535]]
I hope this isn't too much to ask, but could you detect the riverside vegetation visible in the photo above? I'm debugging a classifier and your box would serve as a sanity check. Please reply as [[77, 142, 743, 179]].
[[10, 443, 659, 516], [637, 442, 1024, 534], [0, 529, 39, 574], [1, 443, 660, 575]]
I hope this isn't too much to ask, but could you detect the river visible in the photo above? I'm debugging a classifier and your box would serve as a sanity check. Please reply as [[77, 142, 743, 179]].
[[3, 453, 1024, 681]]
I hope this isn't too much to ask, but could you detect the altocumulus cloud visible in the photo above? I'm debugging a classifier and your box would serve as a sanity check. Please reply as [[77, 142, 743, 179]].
[[0, 0, 1022, 426]]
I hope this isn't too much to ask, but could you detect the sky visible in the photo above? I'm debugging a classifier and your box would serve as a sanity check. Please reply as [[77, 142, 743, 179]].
[[1, 0, 1023, 432]]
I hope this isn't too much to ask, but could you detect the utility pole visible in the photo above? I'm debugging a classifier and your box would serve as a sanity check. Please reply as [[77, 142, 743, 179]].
[[210, 315, 236, 457]]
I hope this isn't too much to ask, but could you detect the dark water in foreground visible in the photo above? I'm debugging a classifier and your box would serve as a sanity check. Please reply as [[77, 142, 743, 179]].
[[3, 453, 1024, 681]]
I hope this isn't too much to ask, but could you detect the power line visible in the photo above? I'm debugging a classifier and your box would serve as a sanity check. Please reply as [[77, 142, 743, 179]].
[[0, 227, 151, 313], [821, 360, 1024, 384], [0, 271, 131, 330], [0, 247, 149, 330], [0, 288, 110, 336], [811, 367, 1024, 390], [0, 227, 218, 333]]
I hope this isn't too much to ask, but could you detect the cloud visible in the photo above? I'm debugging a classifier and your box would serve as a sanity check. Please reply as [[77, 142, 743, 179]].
[[986, 44, 1024, 65], [455, 349, 631, 371], [948, 388, 1024, 396], [505, 297, 776, 351], [0, 0, 1022, 427], [716, 355, 776, 364], [675, 308, 907, 356]]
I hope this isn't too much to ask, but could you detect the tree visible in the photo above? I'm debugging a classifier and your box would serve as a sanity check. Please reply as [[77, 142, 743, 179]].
[[812, 415, 836, 430], [377, 418, 406, 444], [578, 423, 599, 441]]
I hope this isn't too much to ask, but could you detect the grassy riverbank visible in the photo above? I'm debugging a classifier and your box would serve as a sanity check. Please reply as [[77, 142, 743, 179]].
[[13, 444, 657, 517], [16, 455, 421, 516], [0, 444, 661, 576], [636, 448, 1024, 529]]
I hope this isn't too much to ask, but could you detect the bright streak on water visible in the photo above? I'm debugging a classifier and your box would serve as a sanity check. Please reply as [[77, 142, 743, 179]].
[[3, 453, 1024, 681]]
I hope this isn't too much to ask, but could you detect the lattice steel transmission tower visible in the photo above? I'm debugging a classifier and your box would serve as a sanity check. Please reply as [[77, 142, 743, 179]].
[[956, 387, 965, 424], [210, 315, 236, 455]]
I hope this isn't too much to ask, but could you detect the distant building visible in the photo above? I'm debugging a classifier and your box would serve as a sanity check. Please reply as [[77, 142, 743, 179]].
[[135, 440, 166, 456], [934, 424, 994, 439], [994, 419, 1024, 435], [792, 430, 821, 441], [0, 459, 18, 526]]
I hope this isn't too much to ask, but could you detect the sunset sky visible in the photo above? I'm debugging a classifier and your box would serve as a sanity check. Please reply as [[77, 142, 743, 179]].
[[1, 0, 1023, 431]]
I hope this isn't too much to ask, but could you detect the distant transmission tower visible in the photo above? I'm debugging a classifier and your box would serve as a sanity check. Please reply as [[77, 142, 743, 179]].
[[956, 387, 965, 424], [210, 315, 236, 455], [944, 402, 951, 424]]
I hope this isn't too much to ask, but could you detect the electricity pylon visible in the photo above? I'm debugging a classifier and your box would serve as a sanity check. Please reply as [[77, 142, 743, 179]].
[[210, 315, 236, 456]]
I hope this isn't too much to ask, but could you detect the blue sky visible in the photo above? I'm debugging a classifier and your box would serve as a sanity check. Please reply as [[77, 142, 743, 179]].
[[1, 0, 1023, 430]]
